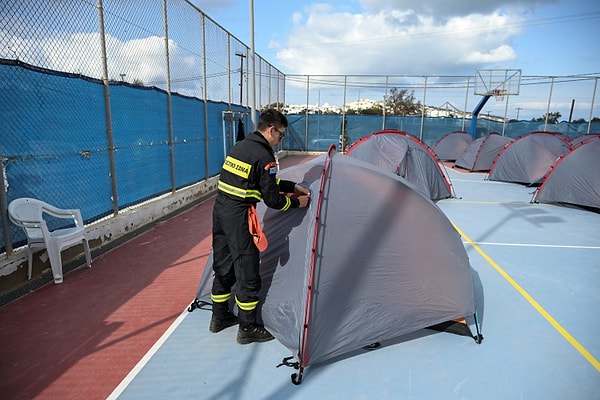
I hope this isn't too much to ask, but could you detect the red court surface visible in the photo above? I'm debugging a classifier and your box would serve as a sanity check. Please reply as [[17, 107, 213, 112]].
[[0, 194, 214, 399]]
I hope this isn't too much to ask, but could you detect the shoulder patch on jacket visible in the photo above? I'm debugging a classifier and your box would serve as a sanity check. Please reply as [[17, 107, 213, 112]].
[[264, 161, 278, 175]]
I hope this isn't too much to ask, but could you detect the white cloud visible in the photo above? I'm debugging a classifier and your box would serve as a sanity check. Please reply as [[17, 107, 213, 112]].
[[276, 6, 522, 75], [6, 30, 201, 96], [462, 44, 516, 63], [359, 0, 557, 19], [291, 11, 304, 25]]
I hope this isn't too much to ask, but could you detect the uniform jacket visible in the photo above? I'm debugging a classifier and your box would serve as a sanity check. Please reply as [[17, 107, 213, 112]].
[[217, 131, 299, 210]]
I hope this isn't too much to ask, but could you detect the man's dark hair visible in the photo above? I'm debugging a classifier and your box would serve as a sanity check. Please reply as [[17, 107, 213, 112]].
[[257, 109, 288, 131]]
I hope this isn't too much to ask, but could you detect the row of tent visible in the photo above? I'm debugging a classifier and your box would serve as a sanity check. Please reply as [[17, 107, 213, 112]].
[[326, 128, 599, 212], [191, 136, 482, 384], [433, 131, 600, 211]]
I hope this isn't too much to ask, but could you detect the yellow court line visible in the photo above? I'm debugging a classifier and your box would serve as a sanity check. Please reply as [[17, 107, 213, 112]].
[[452, 223, 600, 373]]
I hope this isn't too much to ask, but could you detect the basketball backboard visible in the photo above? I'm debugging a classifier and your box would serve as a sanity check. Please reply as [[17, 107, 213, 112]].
[[474, 68, 522, 96]]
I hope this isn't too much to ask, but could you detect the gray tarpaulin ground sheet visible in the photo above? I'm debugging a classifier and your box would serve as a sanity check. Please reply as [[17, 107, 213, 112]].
[[196, 150, 476, 368]]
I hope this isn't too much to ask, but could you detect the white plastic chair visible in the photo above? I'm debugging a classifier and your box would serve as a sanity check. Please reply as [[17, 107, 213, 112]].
[[8, 198, 92, 283]]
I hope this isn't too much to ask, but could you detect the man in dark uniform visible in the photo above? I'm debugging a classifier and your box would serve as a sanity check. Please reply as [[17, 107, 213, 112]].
[[210, 109, 311, 344]]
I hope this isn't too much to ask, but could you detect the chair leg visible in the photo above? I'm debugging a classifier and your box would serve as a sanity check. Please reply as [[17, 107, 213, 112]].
[[45, 245, 64, 284], [27, 245, 33, 280], [83, 239, 92, 268]]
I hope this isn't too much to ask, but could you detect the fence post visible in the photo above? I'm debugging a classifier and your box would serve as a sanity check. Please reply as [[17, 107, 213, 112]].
[[502, 93, 510, 136], [97, 0, 119, 216], [382, 76, 388, 130], [341, 75, 347, 151], [249, 0, 256, 130], [163, 0, 176, 193], [544, 77, 555, 132], [305, 75, 310, 149], [0, 150, 12, 256], [588, 77, 598, 134], [462, 76, 470, 132], [419, 76, 428, 142], [282, 74, 286, 113], [202, 14, 209, 180]]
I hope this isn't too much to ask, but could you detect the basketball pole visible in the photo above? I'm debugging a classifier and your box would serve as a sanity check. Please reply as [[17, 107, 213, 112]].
[[470, 94, 492, 138]]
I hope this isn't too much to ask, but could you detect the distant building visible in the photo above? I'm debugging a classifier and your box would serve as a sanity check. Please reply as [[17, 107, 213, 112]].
[[284, 99, 504, 121]]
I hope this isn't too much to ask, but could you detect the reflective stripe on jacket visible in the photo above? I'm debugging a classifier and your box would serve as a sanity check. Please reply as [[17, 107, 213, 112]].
[[217, 131, 298, 210]]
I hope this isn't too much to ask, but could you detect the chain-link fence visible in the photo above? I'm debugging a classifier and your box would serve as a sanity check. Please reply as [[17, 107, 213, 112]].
[[283, 73, 600, 151], [0, 0, 284, 257], [1, 0, 599, 260]]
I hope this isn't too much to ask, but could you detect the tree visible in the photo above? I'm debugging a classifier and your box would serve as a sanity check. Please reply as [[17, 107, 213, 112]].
[[359, 104, 384, 115], [385, 87, 421, 116], [533, 111, 562, 124]]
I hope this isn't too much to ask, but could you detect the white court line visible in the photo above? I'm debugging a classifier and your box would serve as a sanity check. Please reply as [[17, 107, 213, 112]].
[[106, 309, 190, 400], [464, 241, 600, 250], [442, 200, 532, 205], [450, 178, 496, 183]]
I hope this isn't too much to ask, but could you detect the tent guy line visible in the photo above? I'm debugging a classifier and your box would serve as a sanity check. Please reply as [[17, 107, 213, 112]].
[[462, 241, 600, 250], [452, 222, 600, 373]]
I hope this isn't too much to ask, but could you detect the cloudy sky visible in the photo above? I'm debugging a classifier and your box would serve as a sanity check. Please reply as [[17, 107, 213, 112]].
[[195, 0, 599, 77], [188, 0, 600, 120], [2, 0, 598, 120]]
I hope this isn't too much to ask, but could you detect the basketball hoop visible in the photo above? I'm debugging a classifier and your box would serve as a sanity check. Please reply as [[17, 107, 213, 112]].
[[493, 89, 506, 102]]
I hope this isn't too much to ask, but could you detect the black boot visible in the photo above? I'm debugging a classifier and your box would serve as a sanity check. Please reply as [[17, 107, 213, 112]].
[[209, 313, 238, 333], [209, 302, 238, 333], [236, 324, 274, 344]]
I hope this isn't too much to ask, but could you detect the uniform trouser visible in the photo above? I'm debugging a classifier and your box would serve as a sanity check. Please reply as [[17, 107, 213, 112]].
[[211, 196, 261, 327]]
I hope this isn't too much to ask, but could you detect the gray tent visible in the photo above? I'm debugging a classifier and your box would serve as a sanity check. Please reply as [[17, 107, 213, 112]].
[[533, 138, 600, 210], [488, 132, 573, 185], [192, 147, 481, 384], [570, 133, 599, 147], [433, 131, 472, 161], [455, 133, 513, 172], [345, 130, 453, 201]]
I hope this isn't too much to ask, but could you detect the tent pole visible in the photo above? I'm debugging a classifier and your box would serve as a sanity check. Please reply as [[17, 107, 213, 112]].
[[293, 145, 336, 385]]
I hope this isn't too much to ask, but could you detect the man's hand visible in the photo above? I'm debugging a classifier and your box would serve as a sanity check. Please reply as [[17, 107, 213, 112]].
[[287, 183, 310, 207], [297, 194, 311, 208], [294, 183, 310, 196]]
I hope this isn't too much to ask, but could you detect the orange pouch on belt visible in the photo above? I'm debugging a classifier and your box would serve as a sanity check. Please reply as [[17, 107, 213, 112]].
[[248, 204, 268, 252]]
